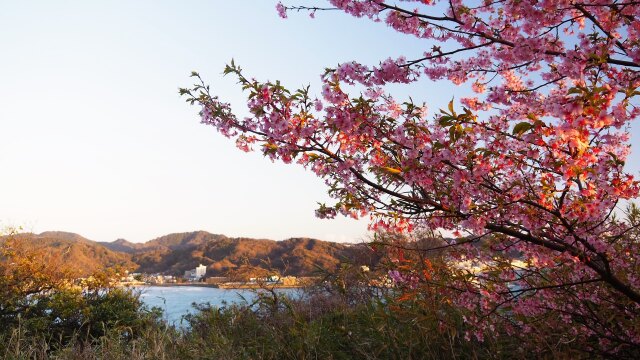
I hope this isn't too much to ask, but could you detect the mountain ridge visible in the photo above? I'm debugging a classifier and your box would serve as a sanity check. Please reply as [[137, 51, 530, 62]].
[[4, 231, 377, 278]]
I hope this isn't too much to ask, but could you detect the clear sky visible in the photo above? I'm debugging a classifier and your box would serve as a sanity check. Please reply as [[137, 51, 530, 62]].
[[1, 1, 638, 243]]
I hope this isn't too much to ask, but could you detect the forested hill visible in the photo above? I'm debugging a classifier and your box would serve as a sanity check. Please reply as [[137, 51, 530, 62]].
[[2, 231, 377, 277], [4, 231, 136, 276]]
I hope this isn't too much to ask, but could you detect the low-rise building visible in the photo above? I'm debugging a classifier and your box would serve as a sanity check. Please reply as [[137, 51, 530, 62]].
[[184, 264, 207, 281]]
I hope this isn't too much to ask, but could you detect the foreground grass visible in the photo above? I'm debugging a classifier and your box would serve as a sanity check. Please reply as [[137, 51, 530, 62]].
[[2, 286, 594, 360]]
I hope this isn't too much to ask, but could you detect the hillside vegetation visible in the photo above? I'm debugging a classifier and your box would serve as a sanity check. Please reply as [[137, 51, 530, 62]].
[[2, 232, 136, 277], [3, 231, 376, 277]]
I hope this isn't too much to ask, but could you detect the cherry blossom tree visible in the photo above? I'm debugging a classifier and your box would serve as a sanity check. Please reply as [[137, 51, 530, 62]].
[[182, 0, 640, 355]]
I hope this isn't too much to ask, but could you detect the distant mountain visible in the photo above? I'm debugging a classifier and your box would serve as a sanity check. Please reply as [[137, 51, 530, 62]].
[[144, 231, 229, 250], [128, 233, 376, 276], [5, 232, 137, 276], [99, 238, 145, 254], [4, 231, 378, 278]]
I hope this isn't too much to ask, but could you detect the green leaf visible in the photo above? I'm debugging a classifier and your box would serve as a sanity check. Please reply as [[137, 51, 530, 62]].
[[439, 115, 454, 126], [449, 124, 463, 142], [567, 87, 582, 95], [512, 122, 534, 135]]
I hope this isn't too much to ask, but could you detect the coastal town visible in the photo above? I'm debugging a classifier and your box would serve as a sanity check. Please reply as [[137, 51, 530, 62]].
[[118, 263, 306, 289]]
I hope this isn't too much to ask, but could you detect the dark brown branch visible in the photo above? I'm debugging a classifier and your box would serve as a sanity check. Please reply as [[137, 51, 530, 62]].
[[485, 223, 640, 304]]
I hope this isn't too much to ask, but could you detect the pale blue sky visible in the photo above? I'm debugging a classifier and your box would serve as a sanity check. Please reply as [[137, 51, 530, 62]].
[[0, 1, 442, 243], [1, 1, 637, 243]]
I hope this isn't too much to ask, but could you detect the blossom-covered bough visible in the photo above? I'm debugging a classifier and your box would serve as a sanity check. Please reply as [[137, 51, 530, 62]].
[[182, 0, 640, 355]]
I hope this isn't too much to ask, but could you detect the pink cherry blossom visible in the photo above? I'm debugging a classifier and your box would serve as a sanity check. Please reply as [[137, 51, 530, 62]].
[[183, 1, 640, 355]]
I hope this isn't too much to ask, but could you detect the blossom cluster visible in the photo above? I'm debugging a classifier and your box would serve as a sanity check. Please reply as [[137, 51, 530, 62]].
[[185, 0, 640, 354]]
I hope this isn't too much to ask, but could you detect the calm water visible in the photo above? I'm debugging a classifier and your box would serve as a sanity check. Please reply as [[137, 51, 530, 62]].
[[135, 286, 300, 325]]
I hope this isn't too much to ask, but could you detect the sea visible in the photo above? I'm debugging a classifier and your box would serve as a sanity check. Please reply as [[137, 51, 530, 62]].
[[135, 285, 300, 326]]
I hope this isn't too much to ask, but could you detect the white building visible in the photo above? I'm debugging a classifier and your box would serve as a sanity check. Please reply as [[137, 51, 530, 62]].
[[184, 264, 207, 281], [195, 264, 207, 279]]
